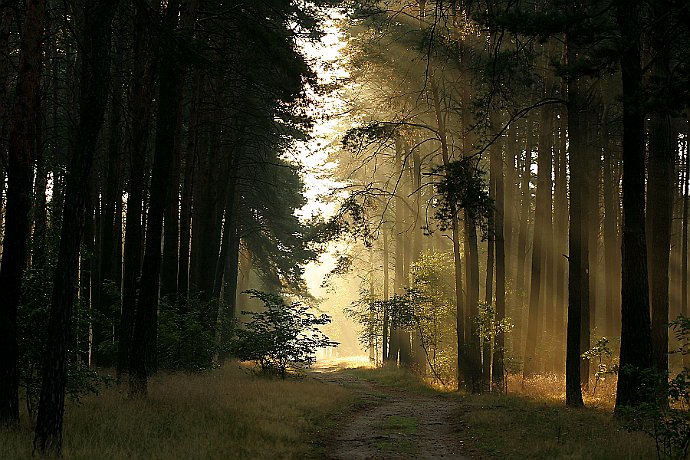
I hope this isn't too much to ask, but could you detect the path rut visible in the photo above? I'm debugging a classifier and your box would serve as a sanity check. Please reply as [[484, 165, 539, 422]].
[[312, 367, 477, 460]]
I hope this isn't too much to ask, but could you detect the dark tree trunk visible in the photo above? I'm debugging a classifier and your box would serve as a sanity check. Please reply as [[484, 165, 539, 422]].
[[117, 4, 156, 378], [647, 3, 675, 377], [161, 0, 199, 304], [178, 74, 201, 305], [99, 28, 123, 336], [0, 0, 44, 426], [491, 114, 506, 392], [160, 59, 186, 301], [553, 98, 569, 374], [34, 0, 118, 452], [647, 111, 673, 376], [565, 33, 586, 408], [615, 0, 653, 410], [129, 1, 183, 396]]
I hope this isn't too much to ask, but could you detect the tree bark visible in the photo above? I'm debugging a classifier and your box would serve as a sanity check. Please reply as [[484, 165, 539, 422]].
[[34, 0, 118, 452], [0, 0, 44, 426], [614, 0, 653, 410], [129, 0, 183, 396], [565, 31, 586, 408], [117, 2, 156, 378]]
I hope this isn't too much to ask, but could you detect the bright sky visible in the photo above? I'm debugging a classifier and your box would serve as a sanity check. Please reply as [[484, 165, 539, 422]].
[[294, 10, 351, 221], [293, 10, 364, 356]]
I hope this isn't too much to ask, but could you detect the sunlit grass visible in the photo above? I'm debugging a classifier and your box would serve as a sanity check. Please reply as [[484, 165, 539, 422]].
[[0, 362, 351, 460], [353, 367, 656, 459]]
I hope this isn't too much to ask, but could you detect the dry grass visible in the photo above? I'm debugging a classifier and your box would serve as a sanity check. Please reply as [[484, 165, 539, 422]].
[[352, 367, 657, 459], [0, 362, 351, 460]]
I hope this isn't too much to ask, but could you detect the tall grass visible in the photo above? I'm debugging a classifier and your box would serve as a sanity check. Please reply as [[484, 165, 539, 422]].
[[0, 363, 350, 459]]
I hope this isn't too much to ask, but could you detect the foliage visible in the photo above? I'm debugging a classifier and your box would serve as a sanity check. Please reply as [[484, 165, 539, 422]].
[[231, 290, 337, 377], [344, 292, 385, 364], [347, 251, 458, 382], [621, 316, 690, 459], [18, 267, 109, 423], [157, 298, 221, 372], [581, 337, 619, 395], [475, 301, 513, 388], [434, 157, 493, 237]]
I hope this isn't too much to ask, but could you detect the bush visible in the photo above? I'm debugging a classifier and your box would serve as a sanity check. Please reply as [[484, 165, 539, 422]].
[[621, 316, 690, 459], [19, 267, 108, 422], [231, 290, 337, 378], [157, 297, 220, 372]]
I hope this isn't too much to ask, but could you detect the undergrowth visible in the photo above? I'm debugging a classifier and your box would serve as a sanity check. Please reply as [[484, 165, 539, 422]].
[[0, 362, 350, 460]]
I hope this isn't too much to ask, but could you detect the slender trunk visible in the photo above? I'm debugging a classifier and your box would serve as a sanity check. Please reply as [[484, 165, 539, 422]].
[[117, 4, 156, 378], [565, 33, 586, 408], [554, 82, 569, 374], [602, 114, 619, 339], [34, 0, 117, 451], [382, 227, 390, 363], [524, 74, 554, 378], [431, 79, 465, 389], [491, 113, 506, 392], [129, 1, 183, 396], [177, 74, 200, 304], [160, 89, 184, 300], [98, 33, 123, 357]]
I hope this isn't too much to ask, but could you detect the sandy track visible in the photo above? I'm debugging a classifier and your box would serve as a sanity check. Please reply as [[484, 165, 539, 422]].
[[311, 368, 476, 459]]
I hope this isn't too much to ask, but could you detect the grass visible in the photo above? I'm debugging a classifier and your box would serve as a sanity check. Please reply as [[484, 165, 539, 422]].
[[350, 366, 658, 459], [0, 362, 351, 460]]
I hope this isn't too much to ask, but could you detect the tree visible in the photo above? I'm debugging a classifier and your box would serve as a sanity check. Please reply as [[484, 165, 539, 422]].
[[614, 0, 653, 410], [231, 290, 337, 378], [34, 0, 119, 452], [0, 0, 45, 426]]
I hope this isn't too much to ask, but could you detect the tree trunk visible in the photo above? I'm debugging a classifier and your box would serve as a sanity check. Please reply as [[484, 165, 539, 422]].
[[431, 79, 465, 389], [553, 97, 568, 374], [602, 114, 619, 339], [614, 0, 653, 410], [565, 32, 586, 408], [491, 114, 506, 392], [524, 72, 554, 378], [0, 0, 45, 426], [129, 1, 183, 396], [177, 73, 201, 305], [647, 4, 675, 377], [34, 0, 117, 452], [117, 3, 156, 378], [382, 227, 390, 363]]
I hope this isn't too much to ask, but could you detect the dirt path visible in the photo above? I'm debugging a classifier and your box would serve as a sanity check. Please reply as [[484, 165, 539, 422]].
[[311, 365, 478, 460]]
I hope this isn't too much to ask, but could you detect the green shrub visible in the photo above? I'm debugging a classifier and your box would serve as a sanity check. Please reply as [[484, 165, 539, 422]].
[[157, 297, 220, 372], [231, 290, 337, 378]]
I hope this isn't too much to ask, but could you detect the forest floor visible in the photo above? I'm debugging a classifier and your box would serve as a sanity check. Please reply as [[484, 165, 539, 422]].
[[311, 359, 658, 460], [312, 359, 481, 459]]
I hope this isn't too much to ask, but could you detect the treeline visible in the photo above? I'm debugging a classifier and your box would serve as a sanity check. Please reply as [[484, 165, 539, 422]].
[[0, 0, 335, 453], [339, 0, 690, 408]]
